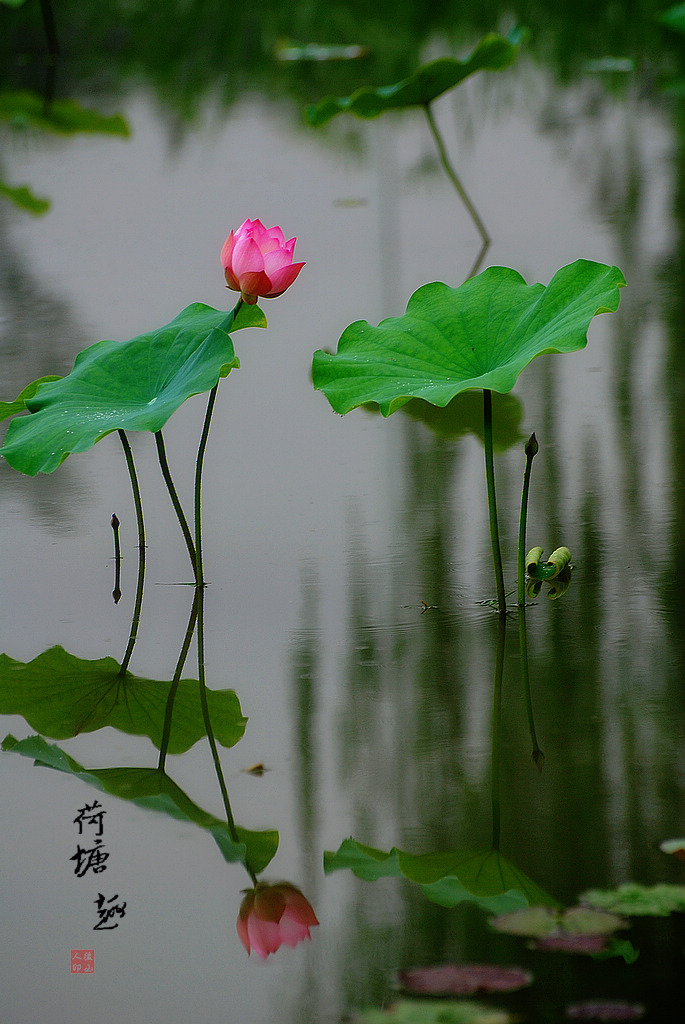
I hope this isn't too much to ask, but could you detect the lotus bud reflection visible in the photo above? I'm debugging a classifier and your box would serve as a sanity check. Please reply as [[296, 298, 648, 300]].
[[237, 882, 318, 958], [221, 219, 305, 305]]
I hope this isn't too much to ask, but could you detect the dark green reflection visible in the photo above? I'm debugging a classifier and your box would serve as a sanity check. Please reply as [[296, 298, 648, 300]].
[[1, 0, 678, 120]]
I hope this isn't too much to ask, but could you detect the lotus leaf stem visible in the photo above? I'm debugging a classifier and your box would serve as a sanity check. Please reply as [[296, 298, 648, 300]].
[[192, 299, 256, 881], [157, 591, 199, 771], [117, 430, 146, 676], [423, 102, 490, 264], [155, 429, 197, 576], [483, 389, 506, 615]]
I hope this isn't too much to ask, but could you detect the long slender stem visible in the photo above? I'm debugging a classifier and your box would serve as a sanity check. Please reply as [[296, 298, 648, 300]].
[[117, 430, 146, 676], [190, 298, 254, 879], [111, 513, 121, 604], [483, 389, 506, 615], [157, 591, 199, 771], [518, 605, 544, 772], [194, 381, 255, 882], [423, 102, 490, 250], [491, 612, 506, 851], [194, 384, 217, 592], [155, 429, 197, 576], [517, 433, 539, 607], [39, 0, 59, 57], [192, 295, 241, 586]]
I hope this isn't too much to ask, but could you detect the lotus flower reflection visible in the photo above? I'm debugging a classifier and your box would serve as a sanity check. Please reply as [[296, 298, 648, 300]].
[[237, 882, 318, 958], [221, 219, 305, 304]]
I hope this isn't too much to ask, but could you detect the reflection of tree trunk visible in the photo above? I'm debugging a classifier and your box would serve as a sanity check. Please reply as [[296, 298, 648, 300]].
[[288, 563, 321, 1024], [331, 417, 477, 1007], [663, 105, 685, 670], [291, 563, 320, 884], [0, 214, 84, 389], [0, 210, 91, 521]]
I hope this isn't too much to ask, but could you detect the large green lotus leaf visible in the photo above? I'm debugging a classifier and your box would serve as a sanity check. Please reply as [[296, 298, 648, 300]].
[[312, 261, 625, 417], [490, 905, 637, 963], [491, 905, 626, 938], [305, 30, 525, 127], [1, 302, 265, 475], [581, 882, 685, 917], [0, 646, 246, 754], [0, 178, 51, 215], [0, 90, 129, 136], [355, 998, 516, 1023], [0, 375, 62, 423], [2, 734, 278, 874], [324, 838, 558, 914]]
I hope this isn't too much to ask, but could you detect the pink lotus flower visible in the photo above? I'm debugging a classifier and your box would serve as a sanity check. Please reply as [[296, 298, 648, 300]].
[[221, 219, 305, 305], [237, 882, 318, 958]]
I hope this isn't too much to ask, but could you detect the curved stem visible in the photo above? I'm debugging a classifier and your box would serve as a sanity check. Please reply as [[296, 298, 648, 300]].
[[155, 429, 197, 576], [423, 102, 490, 251], [483, 389, 506, 615], [157, 591, 199, 771], [467, 239, 489, 282], [194, 384, 255, 883], [191, 297, 254, 880], [117, 430, 146, 676], [517, 433, 539, 607], [194, 384, 217, 593]]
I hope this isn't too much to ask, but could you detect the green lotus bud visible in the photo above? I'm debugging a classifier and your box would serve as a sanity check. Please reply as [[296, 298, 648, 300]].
[[525, 432, 539, 459]]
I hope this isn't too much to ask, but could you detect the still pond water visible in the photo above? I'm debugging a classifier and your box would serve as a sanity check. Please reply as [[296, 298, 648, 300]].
[[2, 16, 685, 1024]]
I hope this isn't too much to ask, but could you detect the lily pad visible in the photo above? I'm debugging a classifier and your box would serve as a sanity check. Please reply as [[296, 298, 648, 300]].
[[354, 1000, 514, 1024], [397, 964, 532, 996], [535, 934, 611, 954], [1, 301, 265, 475], [491, 906, 635, 960], [305, 31, 525, 127], [2, 734, 278, 875], [312, 261, 625, 417], [0, 90, 129, 136], [0, 179, 51, 215], [581, 882, 685, 917], [565, 1002, 644, 1021], [324, 838, 558, 914], [490, 905, 627, 938], [0, 646, 246, 753]]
